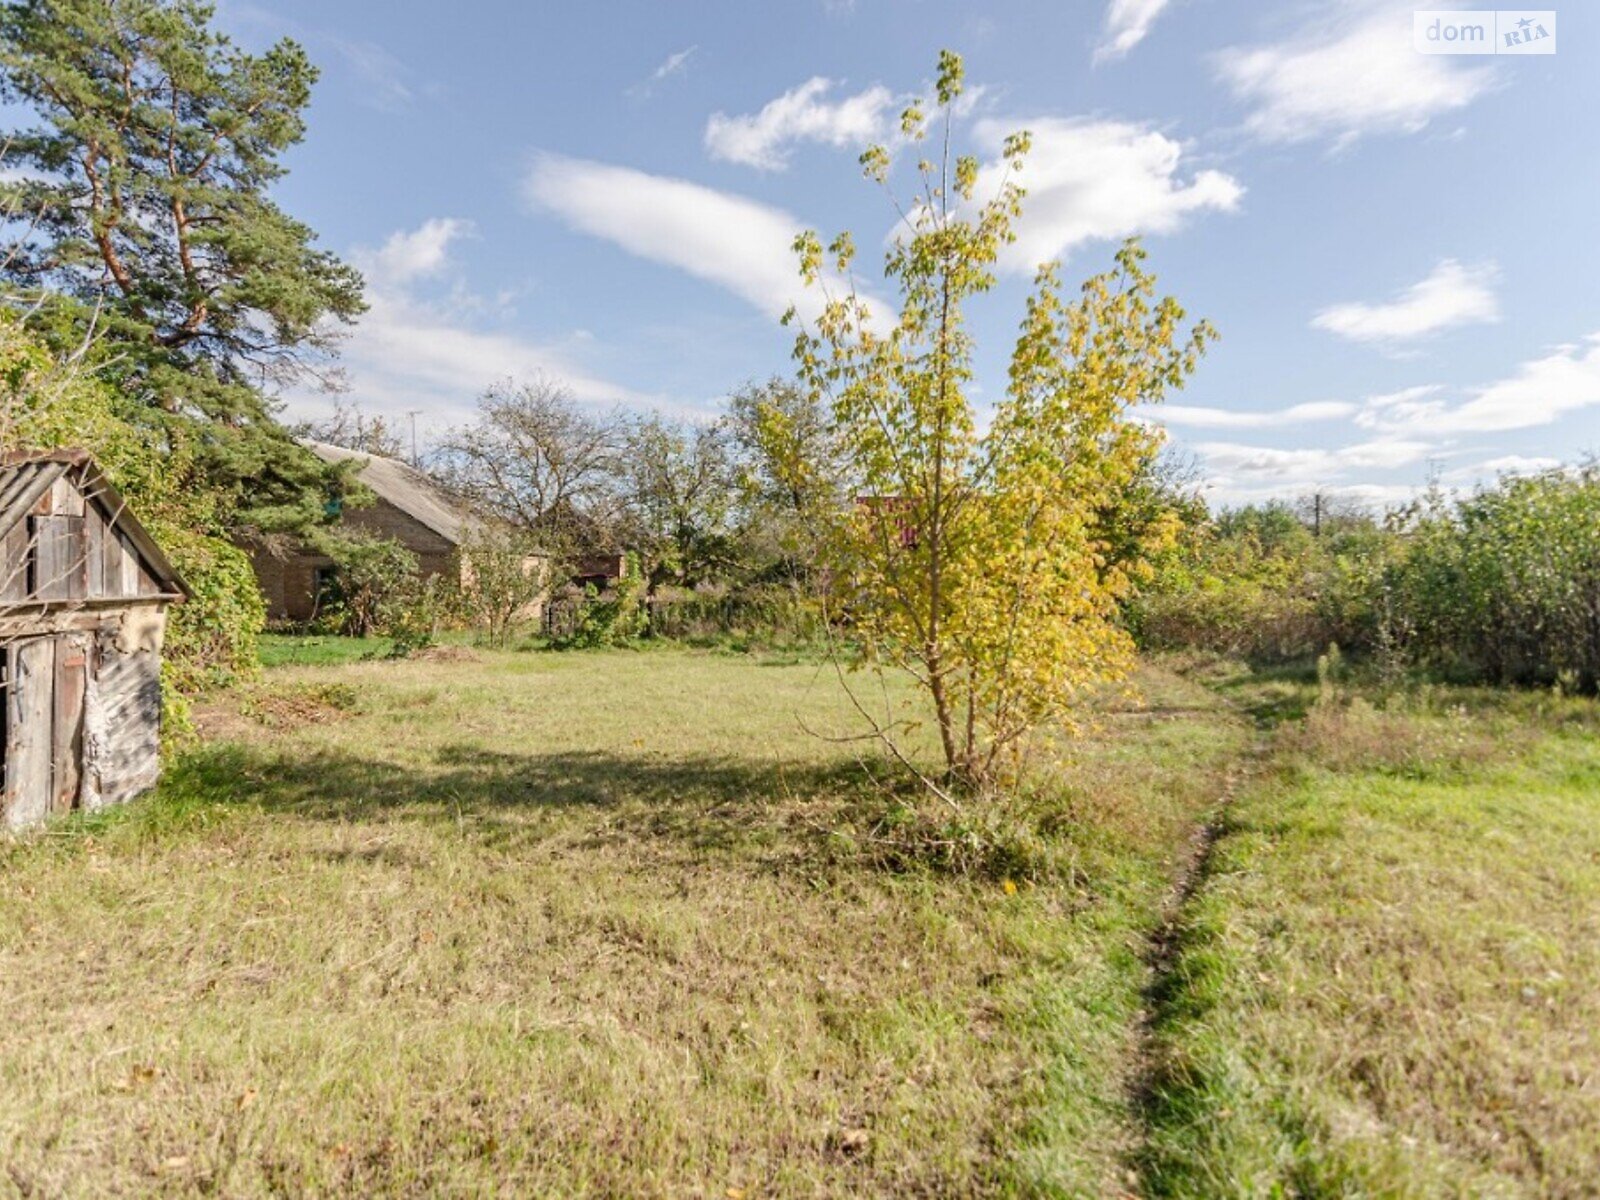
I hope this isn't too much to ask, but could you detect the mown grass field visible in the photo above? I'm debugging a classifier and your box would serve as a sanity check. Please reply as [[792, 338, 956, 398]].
[[1, 645, 1596, 1197], [1138, 670, 1600, 1197], [0, 646, 1248, 1197]]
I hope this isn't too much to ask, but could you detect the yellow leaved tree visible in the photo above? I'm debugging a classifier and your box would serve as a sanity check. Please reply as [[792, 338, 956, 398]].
[[789, 50, 1214, 793]]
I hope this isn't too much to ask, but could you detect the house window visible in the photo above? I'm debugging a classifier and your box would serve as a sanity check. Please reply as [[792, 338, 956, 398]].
[[313, 565, 341, 611]]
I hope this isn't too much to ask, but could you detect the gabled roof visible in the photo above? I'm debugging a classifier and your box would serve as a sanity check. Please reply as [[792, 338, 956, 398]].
[[304, 440, 486, 545], [0, 448, 189, 598]]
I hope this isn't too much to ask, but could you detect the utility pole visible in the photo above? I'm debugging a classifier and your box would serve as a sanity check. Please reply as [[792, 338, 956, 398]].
[[406, 410, 422, 466]]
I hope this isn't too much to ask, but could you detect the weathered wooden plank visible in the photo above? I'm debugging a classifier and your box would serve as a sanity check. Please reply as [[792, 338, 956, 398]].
[[52, 633, 86, 813], [101, 508, 125, 597], [5, 638, 55, 830], [117, 530, 139, 597], [0, 601, 168, 641], [30, 515, 87, 601], [51, 475, 85, 518], [85, 504, 106, 597], [0, 523, 29, 602]]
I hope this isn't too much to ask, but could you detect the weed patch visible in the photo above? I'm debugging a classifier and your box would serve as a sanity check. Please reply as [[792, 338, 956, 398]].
[[1283, 693, 1516, 780], [237, 680, 361, 728]]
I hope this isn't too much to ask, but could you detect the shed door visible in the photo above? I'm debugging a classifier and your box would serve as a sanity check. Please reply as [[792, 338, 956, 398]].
[[2, 634, 88, 830], [52, 634, 88, 814]]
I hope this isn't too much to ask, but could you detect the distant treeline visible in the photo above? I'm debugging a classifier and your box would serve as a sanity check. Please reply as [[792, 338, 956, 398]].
[[1133, 462, 1600, 692]]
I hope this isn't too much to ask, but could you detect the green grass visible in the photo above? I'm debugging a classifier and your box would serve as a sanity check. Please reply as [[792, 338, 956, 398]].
[[6, 640, 1595, 1196], [258, 632, 398, 666], [1137, 672, 1600, 1197], [0, 645, 1247, 1197]]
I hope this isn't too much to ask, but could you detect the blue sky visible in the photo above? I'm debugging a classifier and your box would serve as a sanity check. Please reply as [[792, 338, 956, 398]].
[[225, 0, 1597, 506]]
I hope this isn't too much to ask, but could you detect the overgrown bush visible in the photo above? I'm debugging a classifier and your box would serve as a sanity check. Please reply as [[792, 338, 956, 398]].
[[156, 521, 267, 692], [821, 783, 1071, 883], [549, 573, 647, 649], [1135, 468, 1600, 692], [1136, 583, 1325, 661], [2, 314, 264, 702], [1132, 501, 1368, 661], [644, 583, 823, 644], [310, 529, 420, 638], [1386, 467, 1600, 690], [382, 574, 455, 657], [459, 528, 546, 647]]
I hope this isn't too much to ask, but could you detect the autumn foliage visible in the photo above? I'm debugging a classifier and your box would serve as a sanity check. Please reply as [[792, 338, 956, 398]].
[[790, 51, 1214, 789]]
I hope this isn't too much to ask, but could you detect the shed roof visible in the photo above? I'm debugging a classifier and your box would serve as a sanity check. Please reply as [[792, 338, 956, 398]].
[[304, 441, 486, 546], [0, 451, 190, 601], [0, 449, 189, 598]]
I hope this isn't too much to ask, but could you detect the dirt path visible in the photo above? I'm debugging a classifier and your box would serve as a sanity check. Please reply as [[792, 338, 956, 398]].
[[1124, 725, 1273, 1195]]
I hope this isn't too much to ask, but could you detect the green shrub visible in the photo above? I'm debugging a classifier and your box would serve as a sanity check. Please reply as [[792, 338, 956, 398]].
[[643, 583, 825, 645], [1, 315, 265, 734], [551, 573, 647, 649], [1134, 467, 1600, 692], [309, 529, 421, 639], [155, 520, 267, 692], [1387, 466, 1600, 690]]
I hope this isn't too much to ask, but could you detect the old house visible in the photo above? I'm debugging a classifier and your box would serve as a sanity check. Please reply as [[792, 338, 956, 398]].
[[0, 450, 188, 831], [251, 441, 490, 622]]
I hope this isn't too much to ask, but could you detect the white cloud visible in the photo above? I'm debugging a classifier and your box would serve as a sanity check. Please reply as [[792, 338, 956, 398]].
[[1359, 334, 1600, 435], [328, 294, 646, 420], [1452, 336, 1600, 435], [330, 38, 415, 113], [1158, 399, 1355, 429], [705, 77, 899, 170], [1352, 383, 1445, 430], [1446, 454, 1561, 481], [524, 153, 878, 324], [1448, 335, 1600, 432], [1313, 260, 1499, 346], [629, 46, 697, 97], [1205, 478, 1424, 510], [362, 217, 474, 286], [972, 117, 1243, 272], [282, 219, 651, 432], [650, 45, 696, 82], [1193, 436, 1438, 479], [1171, 399, 1444, 506], [1095, 0, 1173, 63], [1216, 2, 1497, 146]]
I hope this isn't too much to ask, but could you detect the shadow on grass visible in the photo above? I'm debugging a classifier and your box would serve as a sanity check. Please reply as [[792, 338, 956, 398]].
[[160, 741, 881, 858], [1228, 687, 1314, 730]]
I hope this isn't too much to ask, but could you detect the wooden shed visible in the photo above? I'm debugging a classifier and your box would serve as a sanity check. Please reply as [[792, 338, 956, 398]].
[[0, 449, 188, 831]]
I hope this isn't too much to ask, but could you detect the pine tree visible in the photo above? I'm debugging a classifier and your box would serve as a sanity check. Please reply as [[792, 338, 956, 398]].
[[0, 0, 365, 533]]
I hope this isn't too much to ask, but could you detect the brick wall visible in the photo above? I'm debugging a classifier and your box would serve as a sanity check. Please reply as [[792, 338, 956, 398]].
[[251, 498, 464, 622]]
